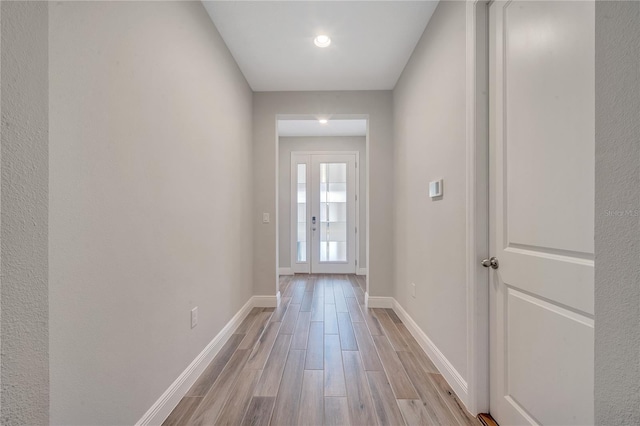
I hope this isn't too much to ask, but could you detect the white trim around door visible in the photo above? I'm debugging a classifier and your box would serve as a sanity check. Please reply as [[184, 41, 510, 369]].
[[465, 0, 490, 416]]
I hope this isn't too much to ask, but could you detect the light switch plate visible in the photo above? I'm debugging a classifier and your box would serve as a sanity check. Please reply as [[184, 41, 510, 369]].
[[262, 213, 270, 223], [429, 179, 443, 198], [191, 307, 198, 329]]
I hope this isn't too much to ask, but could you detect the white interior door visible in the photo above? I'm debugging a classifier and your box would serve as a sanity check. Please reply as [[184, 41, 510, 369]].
[[489, 2, 595, 425], [291, 153, 357, 274]]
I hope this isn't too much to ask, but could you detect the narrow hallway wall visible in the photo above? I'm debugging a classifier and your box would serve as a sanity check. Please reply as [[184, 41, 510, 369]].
[[49, 2, 253, 424], [1, 2, 49, 423], [393, 1, 469, 381]]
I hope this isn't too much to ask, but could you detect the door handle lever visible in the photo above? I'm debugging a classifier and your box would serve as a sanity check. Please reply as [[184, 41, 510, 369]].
[[481, 257, 499, 269]]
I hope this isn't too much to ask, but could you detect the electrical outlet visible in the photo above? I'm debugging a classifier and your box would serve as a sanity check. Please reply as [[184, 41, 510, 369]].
[[410, 283, 416, 298], [262, 213, 270, 223], [191, 307, 198, 329]]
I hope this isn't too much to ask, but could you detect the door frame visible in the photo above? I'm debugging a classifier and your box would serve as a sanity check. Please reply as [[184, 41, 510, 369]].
[[465, 0, 491, 416], [290, 151, 360, 274]]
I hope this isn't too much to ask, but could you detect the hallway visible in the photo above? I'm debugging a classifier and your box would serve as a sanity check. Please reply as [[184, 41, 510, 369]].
[[164, 275, 479, 425]]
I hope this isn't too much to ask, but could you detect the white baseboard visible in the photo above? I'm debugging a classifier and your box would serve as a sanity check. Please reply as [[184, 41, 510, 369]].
[[278, 267, 294, 276], [356, 268, 368, 276], [392, 300, 469, 408], [252, 295, 278, 308], [136, 294, 277, 425], [364, 293, 394, 309]]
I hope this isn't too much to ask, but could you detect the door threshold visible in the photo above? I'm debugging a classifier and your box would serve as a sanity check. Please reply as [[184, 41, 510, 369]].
[[478, 413, 499, 426]]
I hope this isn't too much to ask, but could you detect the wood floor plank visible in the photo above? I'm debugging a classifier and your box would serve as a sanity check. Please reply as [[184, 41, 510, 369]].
[[342, 351, 377, 426], [324, 334, 347, 397], [304, 277, 315, 293], [281, 276, 294, 297], [305, 321, 324, 370], [311, 293, 325, 322], [373, 308, 410, 351], [346, 297, 364, 323], [352, 322, 383, 371], [333, 284, 349, 313], [300, 290, 314, 312], [239, 311, 273, 350], [291, 311, 311, 350], [385, 308, 403, 324], [313, 278, 325, 299], [215, 369, 261, 425], [340, 280, 356, 298], [291, 283, 306, 304], [394, 323, 439, 373], [428, 373, 479, 426], [162, 396, 202, 426], [337, 312, 358, 351], [324, 281, 335, 304], [270, 296, 291, 323], [324, 303, 339, 335], [246, 321, 281, 370], [270, 350, 306, 426], [397, 399, 434, 426], [366, 371, 407, 426], [372, 335, 419, 399], [297, 370, 324, 426], [280, 303, 301, 335], [362, 307, 384, 336], [241, 397, 275, 426], [253, 334, 292, 396], [397, 351, 457, 425], [235, 308, 264, 334], [187, 334, 244, 397], [189, 349, 251, 426], [324, 397, 351, 426], [354, 289, 366, 306]]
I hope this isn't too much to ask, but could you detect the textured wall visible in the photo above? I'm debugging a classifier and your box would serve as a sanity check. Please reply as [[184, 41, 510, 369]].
[[49, 2, 253, 424], [393, 1, 468, 379], [594, 1, 640, 424], [252, 91, 394, 298], [0, 2, 49, 424], [278, 136, 367, 269]]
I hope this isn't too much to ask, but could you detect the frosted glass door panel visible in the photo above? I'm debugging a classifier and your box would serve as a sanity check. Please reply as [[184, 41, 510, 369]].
[[320, 242, 347, 262], [320, 202, 347, 222], [296, 163, 307, 263], [319, 162, 348, 262]]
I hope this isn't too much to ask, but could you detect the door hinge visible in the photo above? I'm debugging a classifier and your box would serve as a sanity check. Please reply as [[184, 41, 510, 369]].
[[355, 194, 358, 201], [356, 260, 358, 266], [355, 226, 358, 234], [355, 162, 358, 168]]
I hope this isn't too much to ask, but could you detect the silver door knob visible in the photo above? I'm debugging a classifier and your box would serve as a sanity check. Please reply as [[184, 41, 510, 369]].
[[481, 257, 499, 269]]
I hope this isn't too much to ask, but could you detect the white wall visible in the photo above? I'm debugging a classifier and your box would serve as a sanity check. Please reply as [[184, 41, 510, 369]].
[[1, 2, 49, 423], [393, 1, 468, 379], [594, 1, 640, 424], [253, 91, 393, 298], [278, 136, 367, 270], [48, 2, 253, 424]]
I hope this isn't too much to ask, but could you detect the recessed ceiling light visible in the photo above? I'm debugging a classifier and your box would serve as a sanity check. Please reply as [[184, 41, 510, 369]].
[[314, 35, 331, 48], [319, 119, 328, 124]]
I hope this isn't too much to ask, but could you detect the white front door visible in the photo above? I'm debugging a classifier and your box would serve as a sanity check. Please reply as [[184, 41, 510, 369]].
[[291, 153, 357, 274], [489, 1, 595, 425]]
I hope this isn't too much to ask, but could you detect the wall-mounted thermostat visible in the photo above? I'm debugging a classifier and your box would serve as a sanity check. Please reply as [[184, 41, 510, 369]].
[[429, 179, 443, 198]]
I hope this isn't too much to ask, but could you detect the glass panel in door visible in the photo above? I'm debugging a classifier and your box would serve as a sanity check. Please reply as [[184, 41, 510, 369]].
[[319, 163, 347, 262]]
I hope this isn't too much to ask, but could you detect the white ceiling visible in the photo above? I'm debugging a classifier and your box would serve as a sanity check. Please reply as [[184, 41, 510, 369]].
[[278, 119, 367, 137], [202, 1, 439, 92]]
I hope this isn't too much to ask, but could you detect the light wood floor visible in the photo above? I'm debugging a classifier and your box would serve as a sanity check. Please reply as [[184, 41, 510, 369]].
[[164, 275, 480, 426]]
